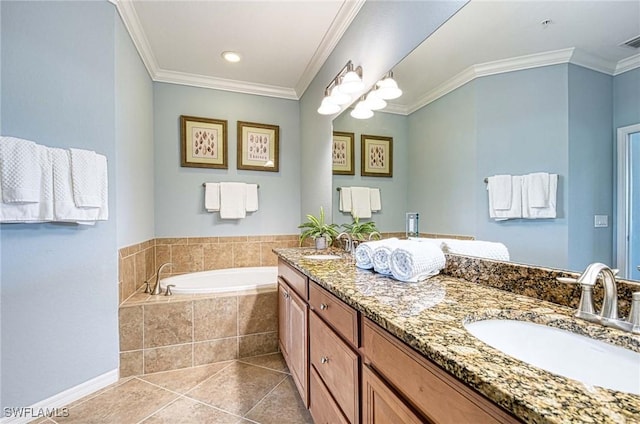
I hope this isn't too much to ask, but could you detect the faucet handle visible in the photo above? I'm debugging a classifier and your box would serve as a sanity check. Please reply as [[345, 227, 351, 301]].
[[627, 292, 640, 334], [557, 276, 597, 320], [143, 279, 152, 294], [165, 284, 176, 296], [556, 277, 578, 284]]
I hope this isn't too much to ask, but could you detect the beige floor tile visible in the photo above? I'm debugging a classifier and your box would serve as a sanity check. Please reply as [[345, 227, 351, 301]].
[[239, 353, 289, 373], [186, 362, 287, 416], [238, 332, 278, 358], [141, 397, 240, 424], [140, 362, 231, 394], [244, 376, 313, 424], [56, 378, 178, 424]]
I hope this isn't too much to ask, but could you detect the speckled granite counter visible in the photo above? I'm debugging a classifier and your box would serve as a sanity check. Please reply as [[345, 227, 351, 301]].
[[273, 247, 640, 424]]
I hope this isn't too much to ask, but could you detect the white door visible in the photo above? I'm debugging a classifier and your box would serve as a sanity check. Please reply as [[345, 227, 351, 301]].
[[617, 124, 640, 280]]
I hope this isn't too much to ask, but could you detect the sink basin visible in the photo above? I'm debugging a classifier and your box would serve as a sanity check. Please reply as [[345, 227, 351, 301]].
[[464, 319, 640, 395], [303, 254, 342, 260]]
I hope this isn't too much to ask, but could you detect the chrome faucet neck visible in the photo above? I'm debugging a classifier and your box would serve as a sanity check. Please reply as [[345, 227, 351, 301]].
[[150, 262, 173, 295]]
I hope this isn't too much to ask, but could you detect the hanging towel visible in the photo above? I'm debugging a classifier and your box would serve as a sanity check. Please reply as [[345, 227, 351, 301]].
[[370, 188, 382, 212], [245, 183, 259, 212], [522, 174, 557, 219], [527, 172, 550, 207], [69, 148, 102, 208], [440, 239, 510, 261], [487, 175, 512, 210], [0, 145, 54, 222], [339, 187, 351, 212], [355, 237, 398, 270], [372, 238, 402, 275], [488, 176, 523, 220], [0, 136, 42, 203], [350, 186, 371, 218], [204, 183, 220, 212], [390, 240, 446, 282], [51, 148, 100, 223], [220, 182, 246, 219]]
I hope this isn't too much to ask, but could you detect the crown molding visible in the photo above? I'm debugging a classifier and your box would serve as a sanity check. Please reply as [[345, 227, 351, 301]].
[[615, 53, 640, 75], [113, 0, 160, 80]]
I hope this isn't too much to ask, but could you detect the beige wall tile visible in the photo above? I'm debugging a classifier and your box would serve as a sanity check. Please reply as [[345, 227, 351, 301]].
[[172, 244, 203, 273], [119, 305, 143, 351], [134, 251, 146, 289], [193, 338, 238, 366], [121, 256, 136, 302], [155, 245, 171, 271], [238, 292, 277, 335], [233, 242, 261, 267], [238, 332, 279, 358], [119, 350, 143, 378], [144, 302, 193, 348], [222, 236, 249, 243], [193, 297, 237, 341], [203, 243, 233, 270], [156, 238, 188, 245], [144, 344, 192, 374], [145, 247, 155, 281], [189, 237, 219, 244]]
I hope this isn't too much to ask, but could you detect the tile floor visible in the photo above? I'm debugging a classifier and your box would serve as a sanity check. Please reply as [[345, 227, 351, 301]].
[[31, 353, 312, 424]]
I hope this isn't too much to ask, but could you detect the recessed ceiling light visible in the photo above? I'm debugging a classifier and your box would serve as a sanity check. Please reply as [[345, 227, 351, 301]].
[[221, 51, 241, 63]]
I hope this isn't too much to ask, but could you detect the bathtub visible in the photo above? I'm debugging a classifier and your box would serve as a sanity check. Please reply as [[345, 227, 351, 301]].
[[160, 266, 278, 295]]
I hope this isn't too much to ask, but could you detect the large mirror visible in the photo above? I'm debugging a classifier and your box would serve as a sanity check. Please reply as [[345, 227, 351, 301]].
[[332, 0, 640, 279]]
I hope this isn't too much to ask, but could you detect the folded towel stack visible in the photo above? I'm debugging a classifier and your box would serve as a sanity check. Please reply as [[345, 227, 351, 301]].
[[204, 182, 259, 219], [440, 239, 510, 261], [355, 238, 398, 270], [389, 240, 446, 282], [339, 186, 382, 218], [372, 239, 403, 275]]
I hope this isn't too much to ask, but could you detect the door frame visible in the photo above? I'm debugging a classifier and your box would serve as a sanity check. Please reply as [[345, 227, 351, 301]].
[[616, 123, 640, 278]]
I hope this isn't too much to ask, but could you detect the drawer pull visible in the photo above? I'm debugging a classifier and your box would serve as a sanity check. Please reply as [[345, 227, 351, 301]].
[[320, 356, 329, 364], [320, 303, 328, 310], [282, 292, 289, 299]]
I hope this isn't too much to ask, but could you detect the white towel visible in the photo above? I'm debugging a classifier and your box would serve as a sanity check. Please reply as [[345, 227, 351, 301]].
[[355, 237, 398, 270], [350, 186, 371, 219], [204, 183, 220, 212], [372, 239, 402, 275], [522, 174, 557, 219], [526, 172, 550, 207], [339, 187, 351, 212], [69, 148, 101, 208], [0, 136, 42, 203], [220, 182, 246, 219], [488, 176, 523, 220], [487, 175, 512, 210], [0, 145, 54, 222], [245, 184, 259, 212], [370, 188, 382, 212], [390, 240, 446, 282], [441, 240, 510, 261]]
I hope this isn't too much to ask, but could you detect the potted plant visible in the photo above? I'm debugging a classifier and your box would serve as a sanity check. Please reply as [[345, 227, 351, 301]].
[[340, 217, 379, 248], [298, 206, 340, 249]]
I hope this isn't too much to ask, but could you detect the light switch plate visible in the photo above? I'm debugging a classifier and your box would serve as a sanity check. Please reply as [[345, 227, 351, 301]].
[[594, 215, 608, 228]]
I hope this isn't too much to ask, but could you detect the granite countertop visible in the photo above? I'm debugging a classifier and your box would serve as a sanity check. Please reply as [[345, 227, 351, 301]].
[[273, 247, 640, 424]]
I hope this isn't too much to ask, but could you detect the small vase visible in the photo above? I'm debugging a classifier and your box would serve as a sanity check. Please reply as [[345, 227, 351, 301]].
[[315, 236, 327, 250]]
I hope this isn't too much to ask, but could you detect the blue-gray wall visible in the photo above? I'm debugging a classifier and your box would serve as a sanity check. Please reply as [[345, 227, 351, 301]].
[[1, 0, 153, 410], [614, 68, 640, 130], [153, 83, 301, 237], [332, 110, 409, 231]]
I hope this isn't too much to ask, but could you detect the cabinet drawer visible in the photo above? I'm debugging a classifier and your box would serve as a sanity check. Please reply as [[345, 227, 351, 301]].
[[278, 259, 308, 299], [362, 318, 519, 424], [310, 367, 349, 424], [310, 311, 359, 424], [309, 281, 359, 346]]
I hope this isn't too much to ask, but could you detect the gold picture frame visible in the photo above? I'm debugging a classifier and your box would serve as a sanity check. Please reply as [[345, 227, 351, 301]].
[[237, 121, 279, 172], [180, 115, 228, 169], [361, 134, 393, 177], [332, 131, 355, 175]]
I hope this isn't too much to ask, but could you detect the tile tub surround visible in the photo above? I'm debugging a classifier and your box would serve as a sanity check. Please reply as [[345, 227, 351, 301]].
[[273, 247, 640, 424], [118, 235, 299, 304], [119, 290, 279, 377]]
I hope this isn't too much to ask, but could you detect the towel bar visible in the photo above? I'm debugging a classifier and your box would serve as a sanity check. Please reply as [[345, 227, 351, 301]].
[[337, 187, 381, 192], [203, 182, 259, 188]]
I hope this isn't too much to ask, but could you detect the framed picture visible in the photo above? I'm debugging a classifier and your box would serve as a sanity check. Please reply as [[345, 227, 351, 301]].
[[361, 134, 393, 177], [332, 131, 355, 175], [237, 121, 279, 172], [180, 115, 228, 169]]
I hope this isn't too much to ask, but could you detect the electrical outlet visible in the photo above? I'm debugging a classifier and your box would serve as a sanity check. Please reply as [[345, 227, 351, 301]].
[[594, 215, 608, 228]]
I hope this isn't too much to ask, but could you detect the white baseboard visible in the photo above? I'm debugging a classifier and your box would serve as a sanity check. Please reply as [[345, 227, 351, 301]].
[[1, 368, 119, 424]]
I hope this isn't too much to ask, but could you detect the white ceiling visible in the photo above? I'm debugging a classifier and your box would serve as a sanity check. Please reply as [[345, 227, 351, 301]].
[[114, 0, 640, 108]]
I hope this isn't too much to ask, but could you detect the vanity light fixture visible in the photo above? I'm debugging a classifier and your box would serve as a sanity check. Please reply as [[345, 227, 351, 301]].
[[221, 51, 242, 63], [375, 71, 403, 100], [317, 60, 364, 115], [350, 97, 374, 120], [361, 90, 387, 111], [317, 88, 342, 115]]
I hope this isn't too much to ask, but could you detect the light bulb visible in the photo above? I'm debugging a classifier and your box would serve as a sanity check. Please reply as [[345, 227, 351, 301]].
[[350, 101, 373, 119], [329, 85, 351, 105], [376, 76, 402, 100], [317, 97, 340, 115], [338, 70, 364, 94], [362, 91, 387, 111]]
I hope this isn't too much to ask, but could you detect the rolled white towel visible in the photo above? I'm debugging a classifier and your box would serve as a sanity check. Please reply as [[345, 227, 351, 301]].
[[355, 238, 398, 270], [372, 239, 402, 275], [441, 240, 510, 261], [390, 241, 446, 283]]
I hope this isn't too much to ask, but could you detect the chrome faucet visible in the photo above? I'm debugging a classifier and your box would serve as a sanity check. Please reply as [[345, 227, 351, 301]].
[[150, 262, 173, 295], [558, 262, 640, 333], [337, 232, 353, 253]]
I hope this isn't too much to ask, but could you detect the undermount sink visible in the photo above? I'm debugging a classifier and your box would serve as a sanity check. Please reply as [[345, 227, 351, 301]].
[[464, 319, 640, 395], [303, 254, 342, 260]]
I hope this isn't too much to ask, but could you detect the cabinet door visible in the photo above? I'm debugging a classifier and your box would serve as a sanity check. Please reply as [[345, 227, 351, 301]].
[[362, 365, 426, 424], [277, 280, 289, 358], [289, 288, 309, 407]]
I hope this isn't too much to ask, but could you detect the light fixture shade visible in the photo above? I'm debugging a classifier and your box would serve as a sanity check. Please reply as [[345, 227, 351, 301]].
[[317, 97, 340, 115], [350, 102, 373, 119], [376, 76, 403, 100], [339, 70, 365, 94], [329, 85, 351, 105], [362, 91, 387, 111]]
